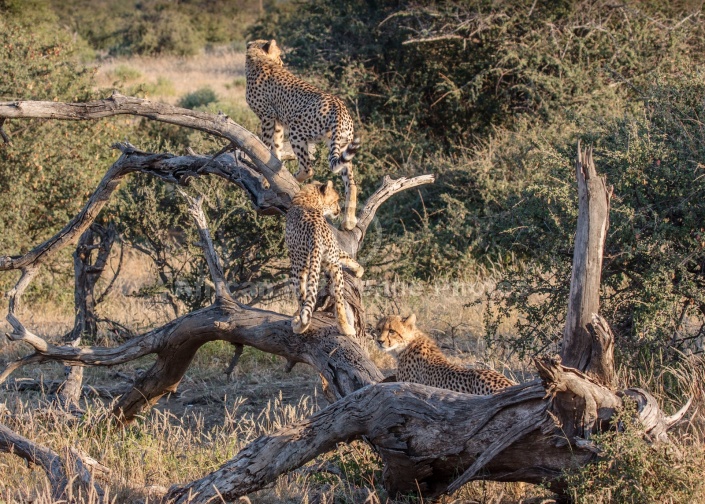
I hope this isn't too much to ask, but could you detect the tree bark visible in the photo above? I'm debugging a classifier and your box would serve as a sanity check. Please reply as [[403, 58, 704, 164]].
[[0, 96, 688, 503], [60, 223, 118, 408], [0, 421, 107, 500], [562, 142, 613, 379]]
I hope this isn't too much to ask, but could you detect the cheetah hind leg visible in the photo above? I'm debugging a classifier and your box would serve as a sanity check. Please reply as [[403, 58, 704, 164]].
[[291, 135, 314, 183], [261, 117, 284, 160], [338, 250, 364, 278], [329, 261, 356, 336], [291, 266, 309, 334], [293, 245, 322, 334]]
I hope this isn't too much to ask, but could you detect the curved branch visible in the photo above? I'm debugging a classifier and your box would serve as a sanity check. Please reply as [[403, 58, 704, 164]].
[[0, 92, 298, 195], [3, 303, 382, 421], [0, 145, 143, 273], [354, 174, 436, 240]]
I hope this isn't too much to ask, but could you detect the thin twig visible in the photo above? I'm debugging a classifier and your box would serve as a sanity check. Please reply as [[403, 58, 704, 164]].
[[179, 190, 232, 302], [0, 118, 11, 145]]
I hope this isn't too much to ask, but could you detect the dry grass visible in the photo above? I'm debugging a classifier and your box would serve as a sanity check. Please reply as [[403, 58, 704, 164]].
[[0, 247, 550, 503], [2, 49, 700, 504], [94, 47, 247, 107]]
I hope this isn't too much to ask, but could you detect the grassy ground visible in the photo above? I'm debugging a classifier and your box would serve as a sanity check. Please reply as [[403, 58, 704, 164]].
[[1, 48, 702, 504], [94, 47, 248, 107], [0, 246, 547, 503]]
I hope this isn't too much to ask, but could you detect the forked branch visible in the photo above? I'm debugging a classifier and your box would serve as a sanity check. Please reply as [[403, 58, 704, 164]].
[[0, 421, 106, 500], [355, 174, 436, 240], [179, 190, 231, 302]]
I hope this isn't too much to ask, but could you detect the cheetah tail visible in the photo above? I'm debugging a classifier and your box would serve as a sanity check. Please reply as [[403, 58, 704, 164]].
[[340, 137, 361, 163]]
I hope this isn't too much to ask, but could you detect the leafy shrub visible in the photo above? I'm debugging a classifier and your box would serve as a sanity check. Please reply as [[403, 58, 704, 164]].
[[563, 405, 705, 503], [255, 0, 705, 363], [130, 76, 177, 98], [48, 0, 262, 57], [483, 73, 705, 362], [109, 64, 142, 82], [179, 87, 219, 110], [0, 14, 135, 297]]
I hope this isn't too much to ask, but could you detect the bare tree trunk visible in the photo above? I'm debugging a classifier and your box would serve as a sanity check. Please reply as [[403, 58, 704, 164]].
[[562, 142, 613, 382], [60, 223, 118, 408], [0, 97, 688, 503]]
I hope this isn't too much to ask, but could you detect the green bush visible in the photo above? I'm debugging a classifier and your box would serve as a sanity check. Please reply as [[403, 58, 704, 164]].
[[563, 405, 705, 503], [0, 14, 135, 298], [255, 0, 705, 363], [48, 0, 263, 56], [178, 87, 219, 110]]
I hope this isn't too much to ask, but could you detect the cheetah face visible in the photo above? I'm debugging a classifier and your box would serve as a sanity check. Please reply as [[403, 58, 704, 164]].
[[247, 39, 284, 66], [317, 180, 341, 219], [375, 314, 417, 356]]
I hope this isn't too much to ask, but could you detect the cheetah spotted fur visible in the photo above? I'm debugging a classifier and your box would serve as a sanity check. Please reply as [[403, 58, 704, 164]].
[[376, 314, 515, 395], [286, 181, 364, 336], [246, 39, 361, 231]]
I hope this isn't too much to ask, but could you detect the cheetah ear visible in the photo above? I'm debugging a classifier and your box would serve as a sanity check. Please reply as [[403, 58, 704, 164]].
[[403, 313, 417, 327], [267, 39, 278, 54], [320, 180, 334, 194]]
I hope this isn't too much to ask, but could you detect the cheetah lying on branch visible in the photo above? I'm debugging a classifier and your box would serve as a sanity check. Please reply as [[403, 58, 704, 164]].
[[376, 314, 515, 395], [286, 181, 364, 337], [246, 39, 361, 231]]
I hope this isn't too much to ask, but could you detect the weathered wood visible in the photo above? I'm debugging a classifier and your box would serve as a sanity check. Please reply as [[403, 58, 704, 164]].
[[562, 142, 612, 375], [585, 313, 617, 388], [5, 306, 383, 421], [166, 382, 555, 503], [0, 421, 105, 500], [180, 191, 231, 302], [60, 223, 118, 408], [0, 92, 297, 194]]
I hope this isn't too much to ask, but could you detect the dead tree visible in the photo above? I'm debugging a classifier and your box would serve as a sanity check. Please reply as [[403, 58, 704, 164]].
[[60, 223, 121, 408], [0, 96, 689, 501]]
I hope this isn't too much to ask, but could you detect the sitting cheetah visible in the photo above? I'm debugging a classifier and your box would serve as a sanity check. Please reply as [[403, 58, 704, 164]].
[[376, 314, 515, 395], [286, 181, 364, 336], [246, 39, 360, 231]]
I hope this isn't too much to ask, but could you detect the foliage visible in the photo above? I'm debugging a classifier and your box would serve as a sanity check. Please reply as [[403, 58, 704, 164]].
[[178, 87, 219, 110], [0, 14, 134, 296], [255, 0, 705, 363], [563, 404, 705, 503], [48, 0, 263, 56], [484, 75, 705, 363]]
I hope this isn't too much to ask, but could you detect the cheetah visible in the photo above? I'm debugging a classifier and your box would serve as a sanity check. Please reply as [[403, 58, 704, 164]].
[[246, 39, 361, 231], [376, 314, 515, 395], [286, 181, 364, 336]]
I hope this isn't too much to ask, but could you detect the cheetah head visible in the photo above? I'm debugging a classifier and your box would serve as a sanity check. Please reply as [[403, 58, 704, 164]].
[[376, 313, 417, 356], [246, 39, 284, 66], [293, 180, 341, 218]]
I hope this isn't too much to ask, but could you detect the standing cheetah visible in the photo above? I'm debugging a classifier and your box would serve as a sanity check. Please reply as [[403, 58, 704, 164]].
[[246, 39, 361, 231], [376, 314, 515, 395], [286, 181, 364, 336]]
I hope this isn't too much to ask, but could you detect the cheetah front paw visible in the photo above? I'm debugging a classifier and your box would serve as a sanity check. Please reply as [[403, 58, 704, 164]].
[[341, 215, 358, 231], [354, 265, 364, 278], [339, 321, 357, 337], [292, 315, 310, 334]]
